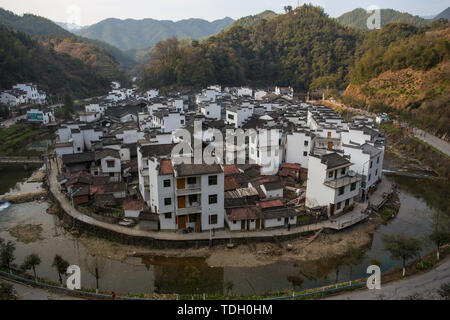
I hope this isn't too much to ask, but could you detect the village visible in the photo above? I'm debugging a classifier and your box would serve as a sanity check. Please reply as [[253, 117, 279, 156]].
[[0, 81, 381, 239]]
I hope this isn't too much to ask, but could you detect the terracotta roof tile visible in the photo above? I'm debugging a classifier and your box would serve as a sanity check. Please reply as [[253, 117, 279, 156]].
[[259, 200, 284, 209], [159, 159, 174, 175], [123, 200, 144, 211]]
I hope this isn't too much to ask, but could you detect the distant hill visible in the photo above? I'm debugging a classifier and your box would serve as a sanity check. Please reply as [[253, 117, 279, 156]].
[[0, 26, 112, 98], [336, 8, 430, 31], [434, 7, 450, 20], [230, 10, 278, 29], [0, 8, 72, 36], [0, 8, 135, 68], [74, 17, 235, 58], [55, 21, 86, 32]]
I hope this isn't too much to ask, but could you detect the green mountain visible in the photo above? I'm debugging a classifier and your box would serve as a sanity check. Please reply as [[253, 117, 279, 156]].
[[343, 21, 450, 137], [230, 10, 278, 29], [140, 5, 361, 91], [434, 7, 450, 20], [0, 26, 111, 98], [74, 17, 235, 58], [336, 8, 430, 31], [0, 8, 135, 68]]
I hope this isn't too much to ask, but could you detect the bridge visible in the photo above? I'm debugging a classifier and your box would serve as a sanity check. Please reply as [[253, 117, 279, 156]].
[[0, 156, 44, 164]]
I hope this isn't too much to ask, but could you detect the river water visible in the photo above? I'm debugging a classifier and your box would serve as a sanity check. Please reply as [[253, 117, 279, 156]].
[[0, 164, 446, 296]]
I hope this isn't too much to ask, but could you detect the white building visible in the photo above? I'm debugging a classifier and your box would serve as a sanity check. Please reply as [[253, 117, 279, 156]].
[[237, 87, 253, 98], [249, 129, 283, 176], [26, 108, 55, 125], [200, 103, 221, 121], [146, 89, 159, 100], [151, 110, 186, 133], [196, 89, 218, 104], [142, 154, 225, 232], [275, 87, 294, 100], [305, 153, 362, 217], [285, 130, 312, 169], [343, 143, 384, 200], [254, 90, 268, 101]]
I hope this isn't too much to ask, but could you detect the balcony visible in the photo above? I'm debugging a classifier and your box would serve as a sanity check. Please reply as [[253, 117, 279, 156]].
[[177, 184, 202, 195], [324, 174, 362, 189], [177, 205, 202, 215]]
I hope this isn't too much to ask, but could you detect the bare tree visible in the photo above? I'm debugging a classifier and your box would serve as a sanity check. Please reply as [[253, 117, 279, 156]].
[[84, 255, 108, 294]]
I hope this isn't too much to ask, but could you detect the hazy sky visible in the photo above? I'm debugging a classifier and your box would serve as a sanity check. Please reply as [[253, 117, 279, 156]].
[[0, 0, 448, 25]]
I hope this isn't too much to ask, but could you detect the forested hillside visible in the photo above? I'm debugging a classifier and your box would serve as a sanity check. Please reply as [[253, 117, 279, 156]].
[[0, 27, 111, 98], [229, 10, 278, 29], [0, 8, 135, 69], [336, 8, 430, 31], [343, 21, 450, 137], [140, 5, 361, 91]]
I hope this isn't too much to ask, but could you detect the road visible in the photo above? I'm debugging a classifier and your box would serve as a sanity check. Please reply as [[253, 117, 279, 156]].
[[1, 277, 82, 300], [326, 258, 450, 300], [0, 114, 26, 128], [323, 100, 450, 157]]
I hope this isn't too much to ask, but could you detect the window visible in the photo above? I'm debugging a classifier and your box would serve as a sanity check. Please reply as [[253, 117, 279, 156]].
[[329, 172, 334, 179], [377, 157, 380, 164], [339, 186, 345, 196], [304, 152, 308, 157], [189, 215, 197, 223], [180, 120, 185, 125], [370, 161, 373, 169], [351, 182, 357, 191], [376, 169, 378, 176], [304, 141, 309, 146], [187, 177, 197, 185], [369, 174, 372, 181], [337, 202, 342, 210], [209, 215, 218, 225], [164, 198, 172, 206], [277, 218, 282, 222], [164, 180, 171, 188], [341, 168, 346, 175], [209, 175, 218, 186], [345, 199, 350, 207], [209, 195, 218, 204], [109, 173, 115, 177], [228, 114, 235, 120], [107, 160, 115, 168], [164, 212, 172, 219]]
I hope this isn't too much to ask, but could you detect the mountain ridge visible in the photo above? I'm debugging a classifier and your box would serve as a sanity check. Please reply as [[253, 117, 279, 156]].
[[74, 16, 235, 59]]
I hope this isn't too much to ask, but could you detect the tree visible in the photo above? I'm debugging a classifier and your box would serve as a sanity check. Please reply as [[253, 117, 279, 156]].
[[0, 281, 16, 300], [437, 283, 450, 300], [84, 255, 107, 294], [383, 235, 422, 277], [347, 246, 366, 280], [62, 93, 75, 121], [429, 231, 450, 261], [224, 281, 234, 296], [52, 255, 69, 286], [21, 254, 41, 282], [284, 6, 293, 13], [0, 241, 15, 274]]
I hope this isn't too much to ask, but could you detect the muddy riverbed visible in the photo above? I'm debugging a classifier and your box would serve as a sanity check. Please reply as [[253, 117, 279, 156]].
[[0, 171, 442, 296]]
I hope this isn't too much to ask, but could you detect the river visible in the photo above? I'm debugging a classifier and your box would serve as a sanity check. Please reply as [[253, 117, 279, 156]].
[[0, 165, 446, 296]]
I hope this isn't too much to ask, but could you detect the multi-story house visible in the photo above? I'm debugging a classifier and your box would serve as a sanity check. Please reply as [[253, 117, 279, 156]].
[[306, 152, 362, 217], [144, 156, 225, 232]]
